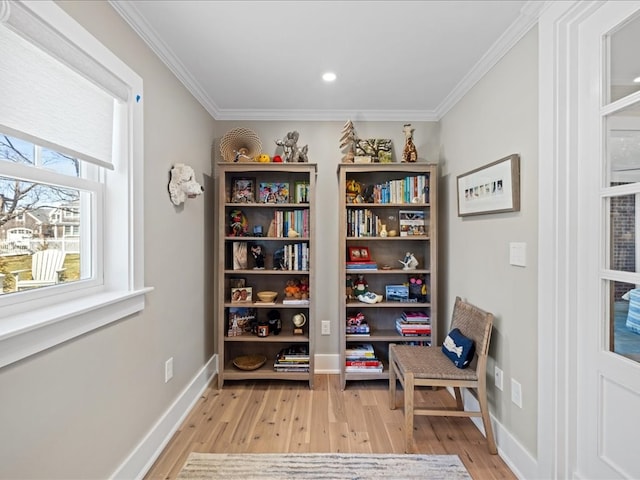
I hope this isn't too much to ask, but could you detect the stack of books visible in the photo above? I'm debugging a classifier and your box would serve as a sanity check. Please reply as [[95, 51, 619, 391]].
[[345, 343, 383, 373], [346, 312, 370, 335], [346, 261, 378, 271], [395, 311, 431, 337], [274, 345, 310, 372]]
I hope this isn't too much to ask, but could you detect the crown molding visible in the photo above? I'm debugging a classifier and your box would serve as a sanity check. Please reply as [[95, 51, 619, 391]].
[[213, 108, 439, 122], [111, 0, 544, 122], [108, 0, 222, 118], [435, 0, 546, 119]]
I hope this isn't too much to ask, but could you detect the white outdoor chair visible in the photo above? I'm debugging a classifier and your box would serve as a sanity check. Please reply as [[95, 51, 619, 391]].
[[11, 250, 66, 291]]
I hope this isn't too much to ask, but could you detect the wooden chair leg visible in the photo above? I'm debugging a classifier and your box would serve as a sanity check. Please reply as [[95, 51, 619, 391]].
[[478, 386, 498, 454], [389, 349, 397, 410], [404, 372, 415, 453], [454, 386, 464, 410]]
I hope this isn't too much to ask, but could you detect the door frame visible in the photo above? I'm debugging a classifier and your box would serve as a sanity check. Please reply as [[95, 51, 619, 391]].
[[538, 1, 640, 478]]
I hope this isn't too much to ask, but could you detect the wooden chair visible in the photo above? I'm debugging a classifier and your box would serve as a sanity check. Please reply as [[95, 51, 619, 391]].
[[11, 250, 66, 291], [389, 296, 497, 454]]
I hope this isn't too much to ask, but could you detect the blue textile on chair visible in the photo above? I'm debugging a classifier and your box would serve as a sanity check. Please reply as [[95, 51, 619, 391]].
[[442, 328, 475, 368], [625, 289, 640, 334]]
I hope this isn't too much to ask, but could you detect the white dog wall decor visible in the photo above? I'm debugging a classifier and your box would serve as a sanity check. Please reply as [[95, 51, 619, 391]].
[[168, 163, 204, 206]]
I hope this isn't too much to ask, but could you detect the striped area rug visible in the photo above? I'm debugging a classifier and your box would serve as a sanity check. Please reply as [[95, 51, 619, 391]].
[[177, 452, 472, 479]]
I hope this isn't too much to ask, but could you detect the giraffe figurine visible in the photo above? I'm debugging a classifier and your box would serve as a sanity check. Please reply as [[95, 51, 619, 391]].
[[402, 123, 418, 163]]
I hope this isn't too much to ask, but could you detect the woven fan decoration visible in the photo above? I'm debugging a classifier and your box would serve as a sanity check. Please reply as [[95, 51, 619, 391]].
[[220, 127, 262, 162]]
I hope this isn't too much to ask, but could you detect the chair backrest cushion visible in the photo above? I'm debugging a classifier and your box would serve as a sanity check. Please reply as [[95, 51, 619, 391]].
[[442, 327, 475, 368]]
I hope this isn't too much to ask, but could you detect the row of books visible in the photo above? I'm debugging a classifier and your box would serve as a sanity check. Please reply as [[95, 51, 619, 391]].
[[269, 209, 309, 238], [364, 175, 429, 204], [345, 343, 383, 373], [274, 345, 309, 372], [346, 208, 381, 238], [278, 242, 310, 271]]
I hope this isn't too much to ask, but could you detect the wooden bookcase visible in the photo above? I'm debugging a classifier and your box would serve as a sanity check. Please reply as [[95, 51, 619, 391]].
[[216, 162, 317, 389], [338, 163, 438, 389]]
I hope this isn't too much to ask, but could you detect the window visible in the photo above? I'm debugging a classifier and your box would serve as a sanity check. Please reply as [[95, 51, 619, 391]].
[[1, 134, 90, 290], [0, 1, 148, 369]]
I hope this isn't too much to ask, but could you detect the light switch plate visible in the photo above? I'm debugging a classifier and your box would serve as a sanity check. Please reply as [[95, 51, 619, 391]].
[[509, 242, 526, 267]]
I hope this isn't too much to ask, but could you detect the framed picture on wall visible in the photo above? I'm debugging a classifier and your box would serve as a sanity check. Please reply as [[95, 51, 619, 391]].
[[456, 154, 520, 216]]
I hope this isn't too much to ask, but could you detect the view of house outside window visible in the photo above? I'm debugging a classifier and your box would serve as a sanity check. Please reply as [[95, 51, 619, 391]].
[[0, 133, 88, 294]]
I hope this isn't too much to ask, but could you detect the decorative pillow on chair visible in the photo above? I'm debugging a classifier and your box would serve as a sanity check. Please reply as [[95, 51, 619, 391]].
[[442, 328, 475, 368]]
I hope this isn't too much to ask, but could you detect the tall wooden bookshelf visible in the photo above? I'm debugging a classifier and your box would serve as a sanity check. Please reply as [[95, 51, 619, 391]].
[[216, 162, 317, 389], [338, 163, 438, 389]]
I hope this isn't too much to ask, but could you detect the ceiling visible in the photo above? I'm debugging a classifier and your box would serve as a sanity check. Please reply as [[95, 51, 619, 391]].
[[111, 1, 543, 121]]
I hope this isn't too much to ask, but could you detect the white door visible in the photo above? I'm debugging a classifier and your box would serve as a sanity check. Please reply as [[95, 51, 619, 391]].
[[577, 3, 640, 478]]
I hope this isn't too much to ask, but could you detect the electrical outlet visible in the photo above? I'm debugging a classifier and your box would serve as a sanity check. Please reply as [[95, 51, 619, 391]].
[[511, 378, 522, 408], [321, 320, 330, 335], [165, 357, 174, 383], [494, 366, 503, 391]]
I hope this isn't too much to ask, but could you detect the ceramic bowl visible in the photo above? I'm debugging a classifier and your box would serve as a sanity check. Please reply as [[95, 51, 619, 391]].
[[257, 291, 278, 302]]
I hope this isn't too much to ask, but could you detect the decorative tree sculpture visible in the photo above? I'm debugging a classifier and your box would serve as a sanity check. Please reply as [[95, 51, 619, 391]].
[[340, 120, 357, 163]]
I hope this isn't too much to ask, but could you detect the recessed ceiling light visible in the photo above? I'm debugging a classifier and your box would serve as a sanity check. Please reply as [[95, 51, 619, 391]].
[[634, 76, 640, 83], [322, 72, 337, 82]]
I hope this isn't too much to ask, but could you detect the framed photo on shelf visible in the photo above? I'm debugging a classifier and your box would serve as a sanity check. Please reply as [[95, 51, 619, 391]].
[[228, 277, 246, 289], [399, 210, 426, 237], [385, 284, 409, 302], [231, 177, 255, 203], [355, 138, 393, 163], [348, 246, 371, 262], [232, 241, 247, 270], [259, 182, 289, 203], [227, 307, 256, 336], [231, 286, 252, 303], [456, 154, 520, 216]]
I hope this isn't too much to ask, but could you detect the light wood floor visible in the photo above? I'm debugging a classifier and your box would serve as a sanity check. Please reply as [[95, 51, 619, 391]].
[[145, 375, 517, 479]]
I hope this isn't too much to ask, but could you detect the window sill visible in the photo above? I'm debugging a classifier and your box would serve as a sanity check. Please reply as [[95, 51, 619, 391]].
[[0, 287, 153, 369]]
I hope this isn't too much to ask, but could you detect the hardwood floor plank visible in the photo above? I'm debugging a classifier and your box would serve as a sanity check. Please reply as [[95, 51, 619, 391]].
[[308, 378, 330, 452], [328, 421, 351, 453], [144, 375, 517, 480]]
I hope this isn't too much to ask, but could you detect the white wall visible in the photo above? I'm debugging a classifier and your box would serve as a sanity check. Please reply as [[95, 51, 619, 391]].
[[439, 27, 539, 456], [0, 2, 216, 478]]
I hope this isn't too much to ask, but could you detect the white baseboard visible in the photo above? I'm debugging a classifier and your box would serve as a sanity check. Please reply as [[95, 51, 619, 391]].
[[460, 389, 537, 480], [110, 354, 218, 479], [314, 353, 340, 373]]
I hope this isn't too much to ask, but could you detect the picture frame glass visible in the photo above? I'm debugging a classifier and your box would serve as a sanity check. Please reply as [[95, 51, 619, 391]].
[[232, 177, 255, 203], [231, 286, 252, 303], [349, 246, 370, 262], [456, 154, 520, 216], [356, 139, 393, 163], [259, 182, 289, 203]]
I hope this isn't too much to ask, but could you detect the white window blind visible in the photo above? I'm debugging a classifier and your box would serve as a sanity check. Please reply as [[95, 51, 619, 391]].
[[0, 0, 129, 170]]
